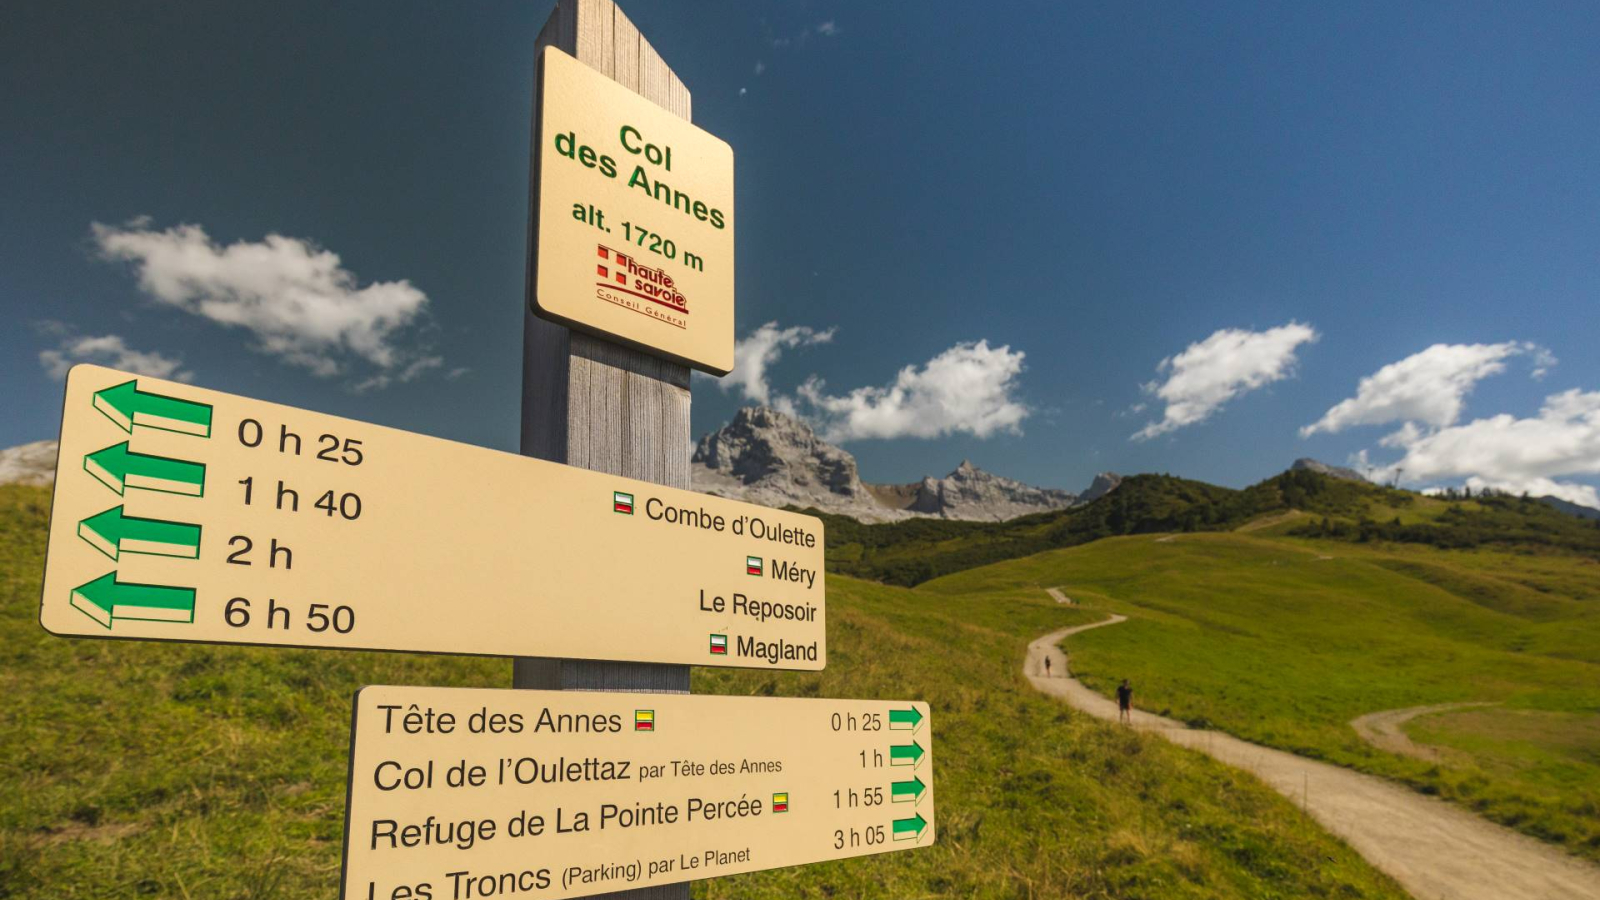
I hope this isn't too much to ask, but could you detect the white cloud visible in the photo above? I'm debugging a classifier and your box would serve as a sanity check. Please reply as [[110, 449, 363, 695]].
[[1301, 342, 1550, 437], [92, 219, 434, 382], [716, 321, 835, 407], [1133, 322, 1318, 441], [754, 61, 766, 76], [773, 20, 839, 48], [351, 355, 444, 393], [797, 340, 1028, 441], [39, 332, 192, 382], [1370, 389, 1600, 508], [1530, 346, 1558, 380]]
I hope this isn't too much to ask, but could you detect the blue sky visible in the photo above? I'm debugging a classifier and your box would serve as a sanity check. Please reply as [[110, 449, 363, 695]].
[[4, 1, 1598, 504]]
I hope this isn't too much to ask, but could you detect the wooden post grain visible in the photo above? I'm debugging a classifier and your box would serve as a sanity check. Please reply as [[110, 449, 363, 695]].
[[516, 2, 692, 897]]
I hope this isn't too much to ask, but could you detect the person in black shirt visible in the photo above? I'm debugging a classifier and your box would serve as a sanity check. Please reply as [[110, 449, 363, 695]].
[[1116, 679, 1133, 724]]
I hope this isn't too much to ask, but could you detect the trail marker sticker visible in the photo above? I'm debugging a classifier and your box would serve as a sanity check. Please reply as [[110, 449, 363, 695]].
[[40, 365, 825, 668], [531, 46, 735, 374], [339, 687, 934, 899]]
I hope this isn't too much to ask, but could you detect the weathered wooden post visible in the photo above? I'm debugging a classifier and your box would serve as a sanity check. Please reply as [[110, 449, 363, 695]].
[[516, 0, 692, 696], [516, 2, 693, 894]]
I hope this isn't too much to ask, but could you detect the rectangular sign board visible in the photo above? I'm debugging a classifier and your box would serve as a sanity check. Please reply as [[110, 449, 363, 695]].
[[40, 365, 825, 668], [341, 686, 933, 899], [531, 45, 735, 375]]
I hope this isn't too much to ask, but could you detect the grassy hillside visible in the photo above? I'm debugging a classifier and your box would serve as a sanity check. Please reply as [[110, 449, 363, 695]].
[[820, 469, 1600, 587], [923, 532, 1600, 861], [0, 484, 1410, 899]]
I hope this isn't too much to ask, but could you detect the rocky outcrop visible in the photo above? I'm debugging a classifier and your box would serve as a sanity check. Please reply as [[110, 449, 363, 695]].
[[903, 460, 1077, 522], [0, 440, 58, 486], [1291, 458, 1370, 484], [1079, 472, 1122, 503], [691, 406, 1085, 522], [691, 406, 901, 521]]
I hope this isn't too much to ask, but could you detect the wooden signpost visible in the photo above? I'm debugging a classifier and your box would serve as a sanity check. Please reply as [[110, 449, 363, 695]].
[[38, 2, 934, 897]]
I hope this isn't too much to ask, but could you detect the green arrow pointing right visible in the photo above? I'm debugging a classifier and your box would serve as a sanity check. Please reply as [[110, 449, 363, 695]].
[[70, 572, 196, 630], [78, 506, 201, 561], [84, 442, 206, 497], [890, 740, 925, 768], [892, 812, 928, 841], [889, 706, 924, 732], [94, 380, 213, 437], [891, 776, 926, 804]]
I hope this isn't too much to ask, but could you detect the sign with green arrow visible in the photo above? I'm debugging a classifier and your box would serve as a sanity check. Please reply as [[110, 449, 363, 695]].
[[83, 442, 206, 497], [892, 812, 929, 842], [891, 775, 926, 804], [889, 706, 924, 732], [890, 740, 926, 768], [94, 379, 213, 437], [342, 688, 933, 898], [78, 506, 201, 561], [42, 365, 827, 666], [70, 572, 196, 629]]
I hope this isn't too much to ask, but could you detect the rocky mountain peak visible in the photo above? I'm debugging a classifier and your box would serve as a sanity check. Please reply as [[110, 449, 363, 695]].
[[1080, 472, 1123, 503], [690, 406, 1088, 522], [693, 405, 870, 498], [0, 440, 58, 487], [906, 460, 1077, 521], [691, 406, 892, 519]]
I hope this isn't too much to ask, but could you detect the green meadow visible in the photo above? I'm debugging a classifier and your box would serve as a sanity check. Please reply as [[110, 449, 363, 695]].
[[0, 484, 1407, 899], [923, 531, 1600, 861]]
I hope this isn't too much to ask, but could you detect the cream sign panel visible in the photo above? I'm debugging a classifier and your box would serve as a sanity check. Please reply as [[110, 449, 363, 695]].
[[40, 365, 824, 669], [530, 47, 735, 374]]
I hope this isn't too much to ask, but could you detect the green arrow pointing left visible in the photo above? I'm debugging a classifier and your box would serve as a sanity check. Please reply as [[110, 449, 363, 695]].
[[890, 740, 925, 768], [892, 813, 928, 841], [84, 442, 206, 497], [70, 572, 196, 630], [94, 379, 212, 437], [78, 506, 201, 561]]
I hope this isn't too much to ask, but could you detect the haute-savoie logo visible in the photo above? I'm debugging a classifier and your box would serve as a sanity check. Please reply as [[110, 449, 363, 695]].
[[594, 245, 689, 330]]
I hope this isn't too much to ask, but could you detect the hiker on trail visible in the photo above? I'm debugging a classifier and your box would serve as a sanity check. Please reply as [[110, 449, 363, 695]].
[[1043, 656, 1052, 678], [1116, 679, 1133, 724]]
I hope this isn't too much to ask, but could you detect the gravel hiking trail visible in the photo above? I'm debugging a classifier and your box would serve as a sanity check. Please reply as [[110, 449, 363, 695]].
[[1026, 615, 1600, 900], [1350, 703, 1499, 762]]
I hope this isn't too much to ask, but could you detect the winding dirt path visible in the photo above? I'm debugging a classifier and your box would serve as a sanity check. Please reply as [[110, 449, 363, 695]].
[[1351, 703, 1498, 762], [1027, 616, 1600, 900]]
